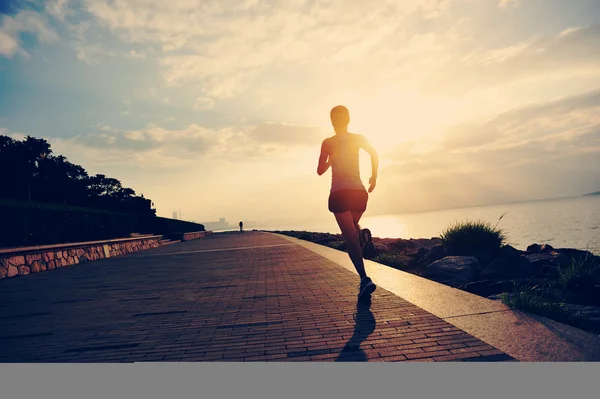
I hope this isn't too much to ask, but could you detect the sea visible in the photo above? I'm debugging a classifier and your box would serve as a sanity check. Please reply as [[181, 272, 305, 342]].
[[254, 195, 600, 254]]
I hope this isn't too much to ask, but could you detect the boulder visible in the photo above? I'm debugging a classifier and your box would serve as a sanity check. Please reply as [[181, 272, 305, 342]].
[[461, 279, 518, 298], [480, 255, 533, 279], [553, 248, 596, 263], [423, 256, 479, 287], [405, 247, 427, 261], [500, 245, 524, 257], [0, 266, 7, 279], [17, 265, 31, 276], [563, 276, 600, 305], [540, 244, 554, 253], [419, 244, 448, 266], [527, 244, 542, 253]]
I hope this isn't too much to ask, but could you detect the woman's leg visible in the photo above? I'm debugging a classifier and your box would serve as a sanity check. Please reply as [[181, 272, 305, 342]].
[[352, 211, 368, 251], [334, 211, 367, 279]]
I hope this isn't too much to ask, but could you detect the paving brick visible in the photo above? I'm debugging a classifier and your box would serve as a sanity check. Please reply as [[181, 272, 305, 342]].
[[0, 232, 513, 363], [406, 350, 452, 359]]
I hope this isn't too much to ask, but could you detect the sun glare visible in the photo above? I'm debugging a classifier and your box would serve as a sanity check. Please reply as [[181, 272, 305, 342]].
[[344, 91, 448, 152]]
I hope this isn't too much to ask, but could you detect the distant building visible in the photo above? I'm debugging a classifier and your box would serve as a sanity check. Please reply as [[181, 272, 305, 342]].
[[202, 217, 231, 231]]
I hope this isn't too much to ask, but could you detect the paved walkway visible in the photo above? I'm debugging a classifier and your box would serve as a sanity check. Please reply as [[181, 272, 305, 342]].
[[0, 232, 514, 362]]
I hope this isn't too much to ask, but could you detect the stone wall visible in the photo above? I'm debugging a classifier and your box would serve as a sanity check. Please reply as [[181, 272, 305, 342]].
[[182, 231, 212, 241], [0, 236, 161, 280]]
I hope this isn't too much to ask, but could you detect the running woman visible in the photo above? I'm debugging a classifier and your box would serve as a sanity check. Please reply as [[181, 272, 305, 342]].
[[317, 105, 379, 300]]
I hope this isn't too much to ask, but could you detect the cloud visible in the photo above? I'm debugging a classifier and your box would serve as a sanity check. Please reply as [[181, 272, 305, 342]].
[[0, 29, 23, 58], [0, 9, 59, 58], [194, 96, 215, 110], [246, 122, 322, 146], [45, 0, 74, 22], [55, 119, 323, 168], [440, 88, 600, 152], [95, 123, 114, 131], [125, 49, 147, 59], [82, 0, 471, 107], [498, 0, 518, 8], [423, 23, 600, 93], [376, 88, 600, 211]]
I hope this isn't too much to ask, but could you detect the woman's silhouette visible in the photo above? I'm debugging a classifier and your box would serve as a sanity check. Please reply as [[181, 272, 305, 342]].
[[317, 105, 379, 300]]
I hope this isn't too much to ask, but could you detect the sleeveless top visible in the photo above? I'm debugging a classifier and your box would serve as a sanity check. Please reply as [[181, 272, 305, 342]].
[[329, 133, 365, 193]]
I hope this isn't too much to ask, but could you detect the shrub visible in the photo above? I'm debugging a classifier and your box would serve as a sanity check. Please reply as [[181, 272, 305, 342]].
[[327, 241, 346, 251], [557, 252, 600, 292], [440, 218, 506, 258]]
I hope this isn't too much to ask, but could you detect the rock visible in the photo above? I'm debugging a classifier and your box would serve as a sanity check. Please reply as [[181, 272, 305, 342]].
[[554, 248, 596, 263], [461, 278, 545, 298], [419, 244, 448, 266], [61, 258, 68, 267], [525, 252, 570, 278], [30, 261, 43, 273], [500, 245, 523, 257], [481, 255, 533, 280], [423, 256, 479, 287], [7, 256, 25, 267], [8, 265, 18, 277], [540, 244, 554, 252], [18, 265, 31, 276], [527, 252, 570, 265], [405, 247, 427, 260], [26, 254, 42, 264], [0, 266, 7, 279], [564, 275, 599, 295], [461, 280, 516, 297], [373, 242, 391, 252], [47, 260, 56, 270], [42, 253, 50, 262], [527, 244, 542, 253]]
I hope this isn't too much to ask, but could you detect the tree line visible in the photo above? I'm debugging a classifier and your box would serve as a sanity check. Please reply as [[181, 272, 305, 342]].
[[0, 135, 156, 216]]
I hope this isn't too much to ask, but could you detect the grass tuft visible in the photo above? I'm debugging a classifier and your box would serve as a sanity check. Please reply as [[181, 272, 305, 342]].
[[440, 218, 506, 257]]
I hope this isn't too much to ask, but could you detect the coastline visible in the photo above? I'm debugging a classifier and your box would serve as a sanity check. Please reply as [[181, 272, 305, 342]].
[[269, 229, 600, 336]]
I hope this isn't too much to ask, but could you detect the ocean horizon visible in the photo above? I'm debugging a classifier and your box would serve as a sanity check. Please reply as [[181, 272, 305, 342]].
[[252, 195, 600, 253]]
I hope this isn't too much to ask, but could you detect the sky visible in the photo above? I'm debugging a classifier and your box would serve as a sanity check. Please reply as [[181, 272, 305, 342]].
[[1, 0, 600, 227]]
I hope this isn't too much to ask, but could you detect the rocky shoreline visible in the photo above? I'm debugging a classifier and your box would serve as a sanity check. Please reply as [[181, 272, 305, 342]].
[[272, 230, 600, 335]]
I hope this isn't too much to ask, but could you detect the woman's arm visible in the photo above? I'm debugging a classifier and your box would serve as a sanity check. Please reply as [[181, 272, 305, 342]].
[[317, 139, 331, 176], [360, 135, 379, 192]]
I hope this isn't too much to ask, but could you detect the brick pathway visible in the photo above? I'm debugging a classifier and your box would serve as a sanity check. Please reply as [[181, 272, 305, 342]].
[[0, 232, 514, 362]]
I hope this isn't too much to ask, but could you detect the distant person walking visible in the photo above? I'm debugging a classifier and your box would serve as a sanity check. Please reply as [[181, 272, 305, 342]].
[[239, 221, 243, 232], [317, 105, 379, 300]]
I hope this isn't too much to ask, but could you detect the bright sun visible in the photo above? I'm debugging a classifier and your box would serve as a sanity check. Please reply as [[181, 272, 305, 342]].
[[334, 88, 455, 153]]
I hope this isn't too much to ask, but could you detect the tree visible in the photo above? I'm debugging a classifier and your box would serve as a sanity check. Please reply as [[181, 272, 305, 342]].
[[0, 134, 157, 216], [0, 135, 52, 201]]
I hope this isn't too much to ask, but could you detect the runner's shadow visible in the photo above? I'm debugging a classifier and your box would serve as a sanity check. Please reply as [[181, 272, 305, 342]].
[[335, 298, 376, 362]]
